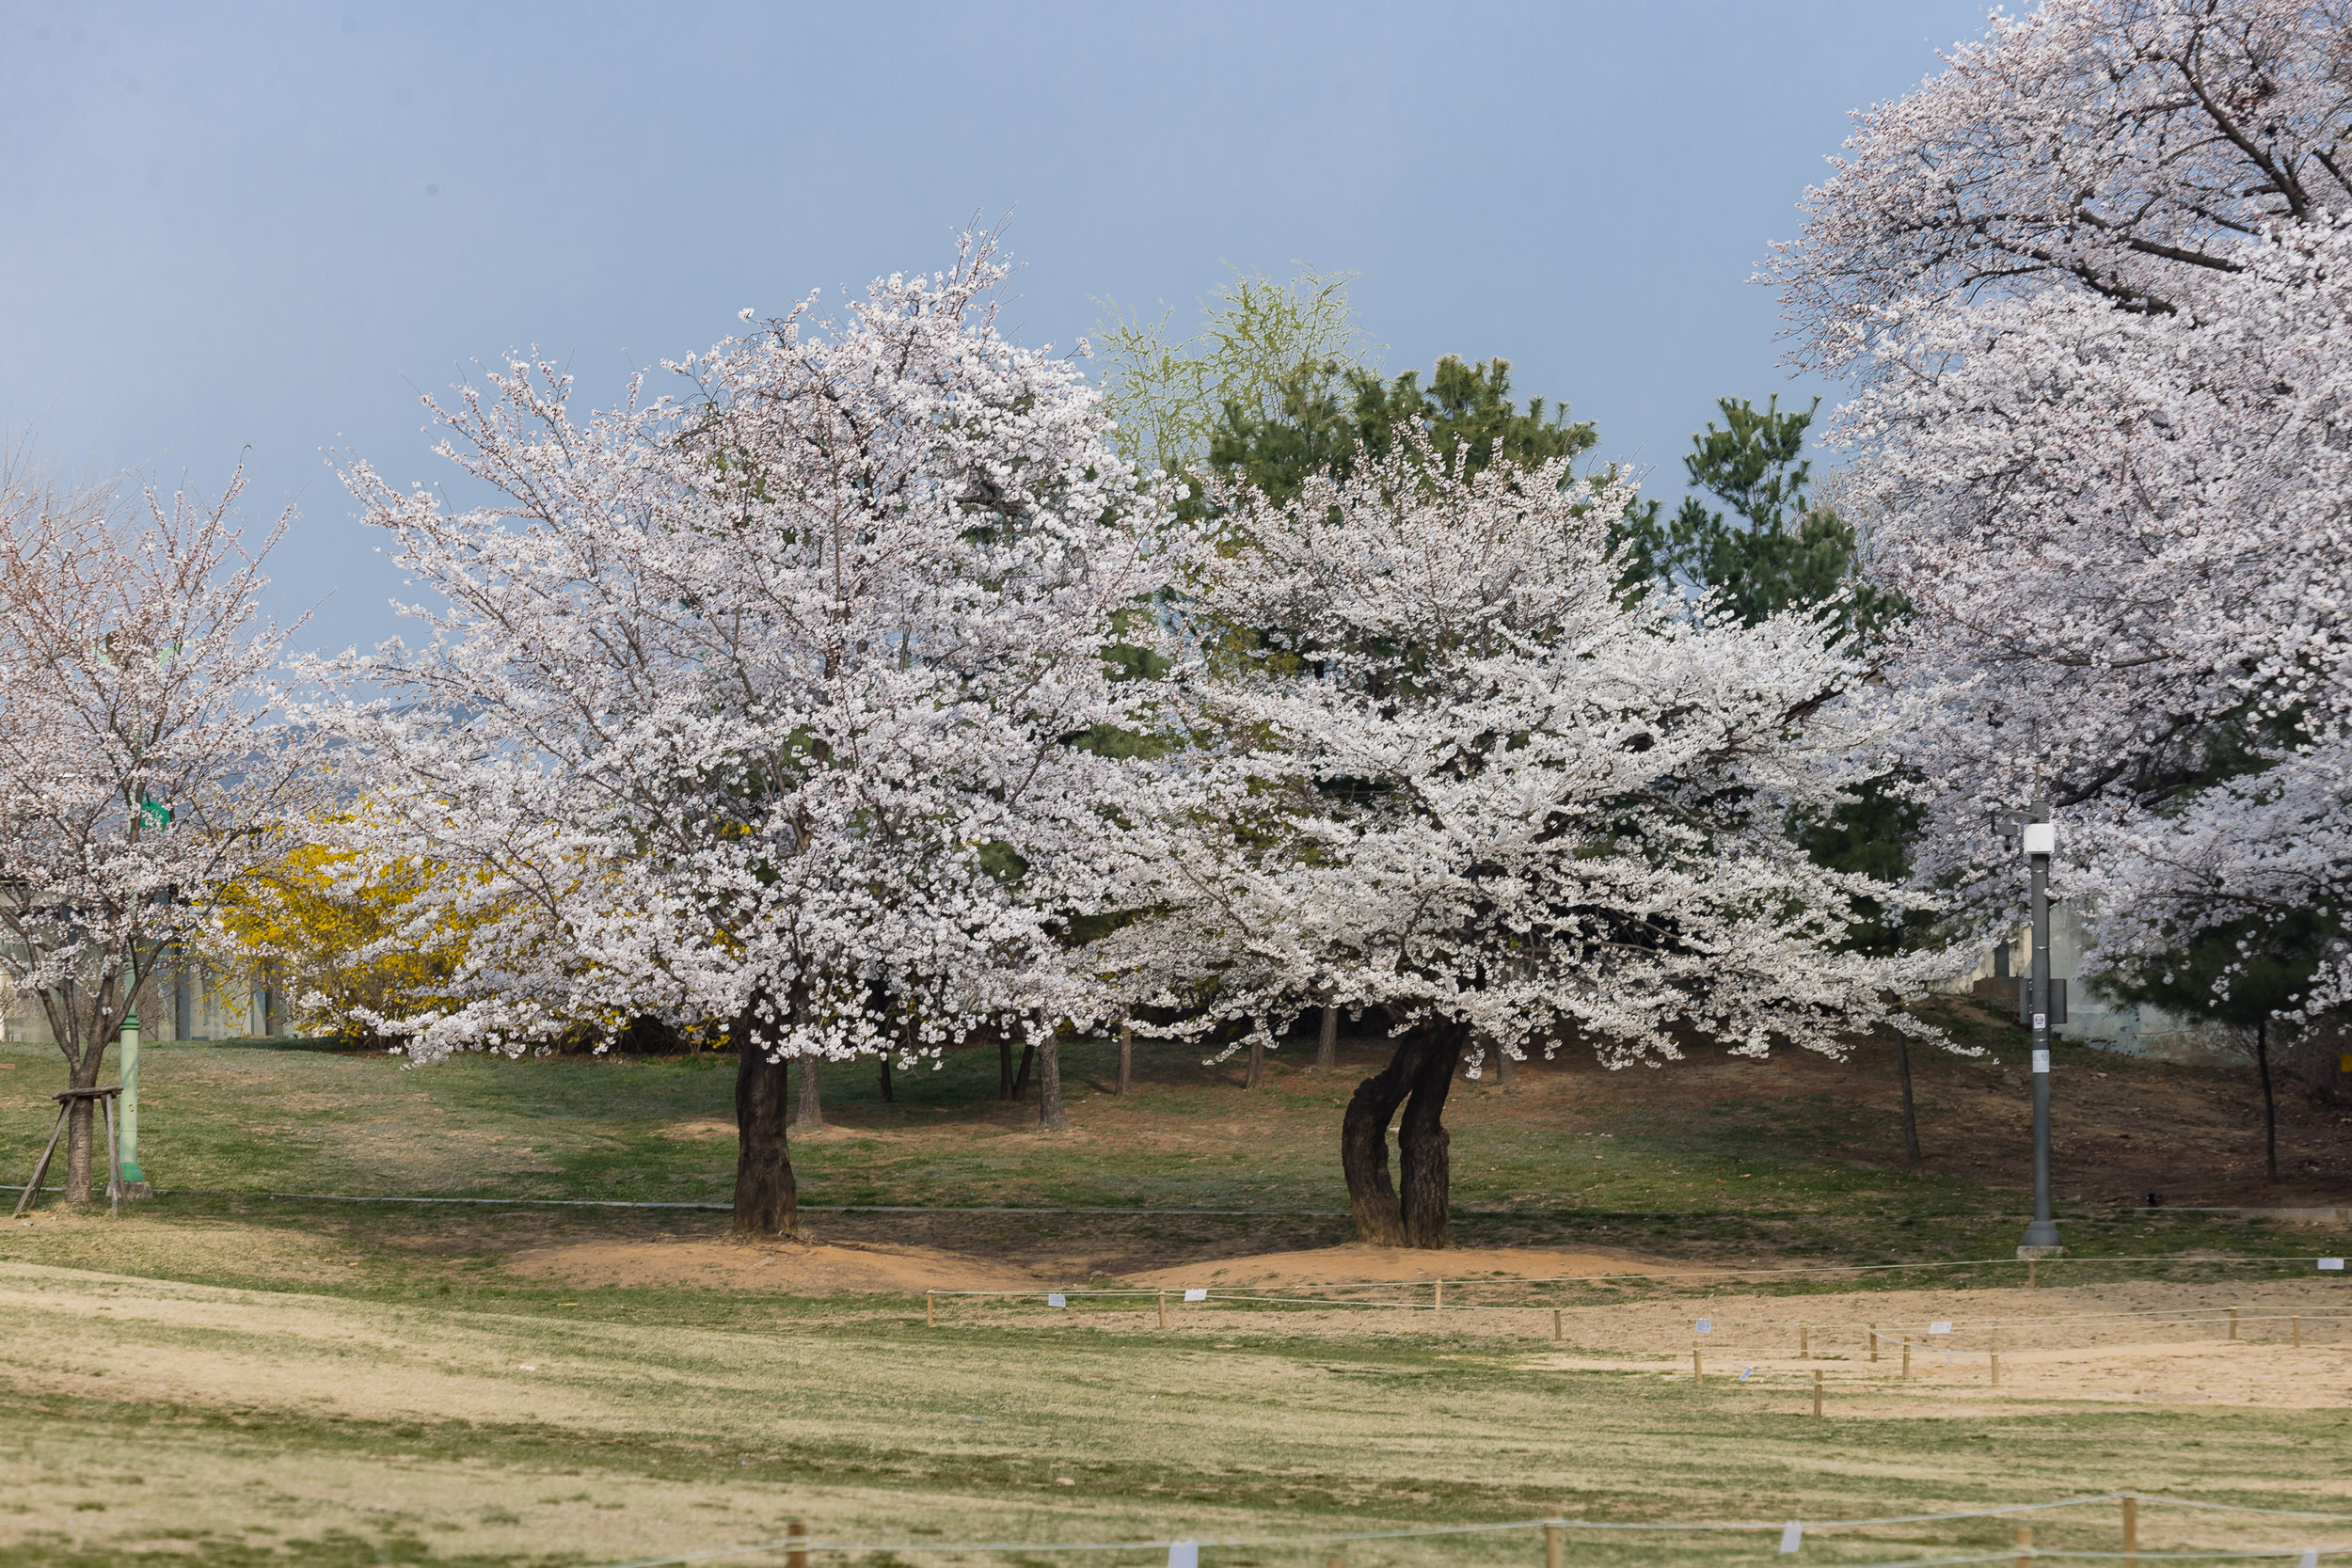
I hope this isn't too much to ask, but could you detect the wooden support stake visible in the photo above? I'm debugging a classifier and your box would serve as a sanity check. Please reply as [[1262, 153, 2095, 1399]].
[[1158, 1291, 1168, 1329], [11, 1102, 68, 1220], [926, 1291, 935, 1328], [1799, 1321, 1809, 1359], [1434, 1279, 1444, 1311], [1868, 1323, 1878, 1363], [1551, 1307, 1562, 1341], [2122, 1490, 2137, 1568], [1811, 1369, 1823, 1418], [2014, 1524, 2033, 1568], [1990, 1352, 2001, 1387], [1692, 1344, 1703, 1385], [1544, 1516, 1565, 1568], [2028, 1259, 2038, 1289], [787, 1518, 808, 1568]]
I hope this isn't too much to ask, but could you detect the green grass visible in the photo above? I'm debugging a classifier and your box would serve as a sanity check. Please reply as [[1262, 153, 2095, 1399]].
[[0, 1019, 2344, 1563]]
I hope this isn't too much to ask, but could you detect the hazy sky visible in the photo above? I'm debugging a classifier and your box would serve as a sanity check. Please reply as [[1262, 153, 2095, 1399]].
[[2, 0, 1988, 652]]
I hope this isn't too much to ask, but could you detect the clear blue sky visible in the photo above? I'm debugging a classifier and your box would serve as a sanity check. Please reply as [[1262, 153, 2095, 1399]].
[[2, 0, 1986, 652]]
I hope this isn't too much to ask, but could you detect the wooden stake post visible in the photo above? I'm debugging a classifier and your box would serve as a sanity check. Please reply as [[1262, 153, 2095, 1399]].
[[1867, 1323, 1878, 1363], [926, 1291, 935, 1327], [1799, 1322, 1808, 1359], [2122, 1490, 2137, 1568], [1811, 1370, 1823, 1418], [2014, 1525, 2034, 1568], [1551, 1307, 1562, 1341], [1158, 1291, 1168, 1329], [12, 1086, 124, 1219], [787, 1518, 808, 1568], [1544, 1514, 1565, 1568]]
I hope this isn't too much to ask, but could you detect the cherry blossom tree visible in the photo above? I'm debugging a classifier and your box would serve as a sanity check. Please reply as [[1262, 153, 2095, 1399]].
[[324, 235, 1178, 1237], [0, 465, 299, 1204], [1104, 439, 1947, 1246], [1774, 0, 2352, 1010]]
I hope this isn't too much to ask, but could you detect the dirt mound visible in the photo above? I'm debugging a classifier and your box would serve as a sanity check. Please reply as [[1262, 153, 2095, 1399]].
[[501, 1237, 1048, 1292], [1123, 1242, 1673, 1291]]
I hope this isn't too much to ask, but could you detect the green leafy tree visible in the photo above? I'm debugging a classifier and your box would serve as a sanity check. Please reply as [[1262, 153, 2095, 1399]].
[[1208, 353, 1596, 505], [1622, 394, 1899, 641], [2093, 911, 2339, 1185]]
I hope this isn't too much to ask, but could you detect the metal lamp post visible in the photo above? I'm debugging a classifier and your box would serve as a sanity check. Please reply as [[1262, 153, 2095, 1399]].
[[2018, 802, 2062, 1257]]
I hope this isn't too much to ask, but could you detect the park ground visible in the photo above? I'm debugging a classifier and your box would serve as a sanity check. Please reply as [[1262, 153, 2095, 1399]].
[[0, 1001, 2347, 1567]]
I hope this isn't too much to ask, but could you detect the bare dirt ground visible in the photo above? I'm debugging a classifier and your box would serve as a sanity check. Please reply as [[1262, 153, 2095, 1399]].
[[501, 1234, 1051, 1292]]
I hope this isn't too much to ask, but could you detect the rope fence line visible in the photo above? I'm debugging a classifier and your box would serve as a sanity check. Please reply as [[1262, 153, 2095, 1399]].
[[579, 1493, 2352, 1568]]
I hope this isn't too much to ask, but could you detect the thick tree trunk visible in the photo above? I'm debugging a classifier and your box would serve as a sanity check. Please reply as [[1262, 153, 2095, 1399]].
[[1117, 1023, 1134, 1095], [1895, 1035, 1922, 1168], [1341, 1025, 1464, 1248], [1011, 1039, 1036, 1101], [878, 1052, 894, 1103], [999, 1030, 1015, 1099], [1039, 1030, 1067, 1131], [1398, 1024, 1464, 1247], [1342, 1037, 1419, 1245], [733, 1039, 799, 1239], [2257, 1017, 2278, 1184], [1315, 1006, 1337, 1071], [791, 1054, 824, 1130], [1245, 1034, 1265, 1089]]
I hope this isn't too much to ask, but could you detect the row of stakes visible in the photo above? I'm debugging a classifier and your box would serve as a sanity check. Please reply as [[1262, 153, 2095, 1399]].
[[764, 1498, 2160, 1568], [925, 1291, 2321, 1412]]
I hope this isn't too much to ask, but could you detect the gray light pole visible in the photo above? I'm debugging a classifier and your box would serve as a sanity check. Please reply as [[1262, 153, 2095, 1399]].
[[2018, 800, 2062, 1257]]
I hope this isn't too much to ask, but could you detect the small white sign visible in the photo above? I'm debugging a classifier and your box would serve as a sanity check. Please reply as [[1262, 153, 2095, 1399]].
[[1929, 1322, 1952, 1335], [1694, 1319, 1713, 1335], [1168, 1542, 1200, 1568], [1183, 1287, 1208, 1302], [1046, 1292, 1067, 1308], [2032, 1049, 2050, 1072], [2022, 822, 2055, 854], [2320, 1258, 2345, 1271], [1779, 1521, 1804, 1554]]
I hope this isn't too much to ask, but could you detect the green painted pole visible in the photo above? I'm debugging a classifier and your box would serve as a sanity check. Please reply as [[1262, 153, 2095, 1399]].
[[119, 1012, 146, 1189]]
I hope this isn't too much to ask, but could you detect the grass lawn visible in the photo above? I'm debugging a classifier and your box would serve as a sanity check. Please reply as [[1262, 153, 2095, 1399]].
[[0, 1008, 2344, 1565]]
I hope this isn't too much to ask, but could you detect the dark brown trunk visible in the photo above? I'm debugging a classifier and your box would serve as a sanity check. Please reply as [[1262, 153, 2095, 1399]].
[[2257, 1017, 2278, 1184], [732, 1038, 799, 1239], [1315, 1006, 1337, 1071], [792, 1054, 823, 1130], [1491, 1035, 1517, 1086], [999, 1030, 1015, 1099], [1245, 1034, 1265, 1089], [1895, 1035, 1922, 1168], [1011, 1039, 1035, 1101], [878, 1052, 894, 1103], [1038, 1030, 1067, 1130], [1398, 1024, 1464, 1247], [1341, 1036, 1419, 1245], [1117, 1023, 1134, 1094]]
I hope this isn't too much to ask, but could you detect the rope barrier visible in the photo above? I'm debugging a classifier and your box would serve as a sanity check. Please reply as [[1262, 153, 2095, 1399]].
[[577, 1493, 2352, 1568]]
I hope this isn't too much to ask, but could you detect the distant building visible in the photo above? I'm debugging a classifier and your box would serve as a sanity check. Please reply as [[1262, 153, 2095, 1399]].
[[2, 956, 293, 1045], [1939, 903, 2234, 1064]]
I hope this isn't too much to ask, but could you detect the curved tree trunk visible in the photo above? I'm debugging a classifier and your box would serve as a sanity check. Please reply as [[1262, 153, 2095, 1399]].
[[1398, 1024, 1464, 1247], [1342, 1038, 1417, 1245], [733, 1034, 799, 1239], [1342, 1027, 1464, 1248], [1245, 1033, 1266, 1089], [1315, 1006, 1338, 1071]]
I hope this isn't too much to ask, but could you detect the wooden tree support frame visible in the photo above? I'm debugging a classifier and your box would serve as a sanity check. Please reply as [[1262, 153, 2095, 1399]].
[[12, 1086, 124, 1220]]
